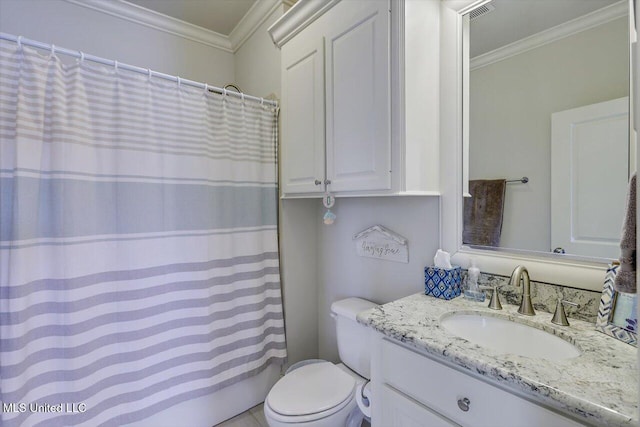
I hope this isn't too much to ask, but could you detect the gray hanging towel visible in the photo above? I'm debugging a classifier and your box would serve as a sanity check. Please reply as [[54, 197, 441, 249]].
[[614, 173, 636, 294], [463, 179, 507, 247]]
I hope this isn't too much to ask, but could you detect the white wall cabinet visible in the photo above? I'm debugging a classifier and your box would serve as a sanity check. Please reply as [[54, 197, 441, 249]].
[[324, 0, 391, 193], [281, 32, 326, 194], [371, 336, 586, 427], [278, 0, 391, 196], [270, 0, 441, 198]]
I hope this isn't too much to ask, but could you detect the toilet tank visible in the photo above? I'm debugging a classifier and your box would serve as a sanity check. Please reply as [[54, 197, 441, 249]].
[[331, 297, 377, 379]]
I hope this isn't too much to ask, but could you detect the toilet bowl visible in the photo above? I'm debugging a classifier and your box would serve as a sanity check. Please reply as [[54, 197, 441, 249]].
[[264, 362, 364, 427], [264, 298, 377, 427]]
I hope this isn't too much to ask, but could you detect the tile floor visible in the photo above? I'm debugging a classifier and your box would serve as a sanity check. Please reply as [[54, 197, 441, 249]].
[[214, 404, 371, 427], [214, 403, 268, 427]]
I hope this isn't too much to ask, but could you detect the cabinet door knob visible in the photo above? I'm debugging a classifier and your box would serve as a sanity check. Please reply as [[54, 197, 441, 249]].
[[314, 179, 322, 186], [457, 397, 470, 412], [324, 179, 331, 185]]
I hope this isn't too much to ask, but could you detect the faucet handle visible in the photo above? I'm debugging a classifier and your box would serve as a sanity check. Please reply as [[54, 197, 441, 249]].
[[551, 299, 578, 326], [479, 285, 503, 310]]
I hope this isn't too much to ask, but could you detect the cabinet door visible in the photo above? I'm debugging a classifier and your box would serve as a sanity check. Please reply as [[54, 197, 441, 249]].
[[281, 34, 325, 195], [378, 385, 460, 427], [325, 0, 391, 192], [381, 339, 586, 427]]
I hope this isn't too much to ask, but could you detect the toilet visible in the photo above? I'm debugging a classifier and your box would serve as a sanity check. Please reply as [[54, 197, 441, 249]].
[[264, 297, 377, 427]]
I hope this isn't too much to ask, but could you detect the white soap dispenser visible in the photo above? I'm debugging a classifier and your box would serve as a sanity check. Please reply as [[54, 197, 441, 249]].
[[464, 259, 485, 302]]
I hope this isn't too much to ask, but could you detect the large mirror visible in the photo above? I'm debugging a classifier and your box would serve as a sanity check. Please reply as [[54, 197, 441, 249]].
[[463, 0, 631, 261]]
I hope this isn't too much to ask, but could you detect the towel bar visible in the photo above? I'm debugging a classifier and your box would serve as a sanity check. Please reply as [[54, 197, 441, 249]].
[[506, 177, 529, 184]]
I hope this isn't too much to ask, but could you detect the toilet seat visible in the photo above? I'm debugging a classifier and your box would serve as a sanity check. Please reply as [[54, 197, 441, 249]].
[[265, 362, 356, 423]]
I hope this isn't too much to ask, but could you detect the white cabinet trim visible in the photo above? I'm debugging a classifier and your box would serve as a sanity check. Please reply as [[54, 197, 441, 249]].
[[268, 0, 340, 48]]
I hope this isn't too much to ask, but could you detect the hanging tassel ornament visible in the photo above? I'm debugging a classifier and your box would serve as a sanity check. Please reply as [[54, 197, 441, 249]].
[[323, 192, 336, 225]]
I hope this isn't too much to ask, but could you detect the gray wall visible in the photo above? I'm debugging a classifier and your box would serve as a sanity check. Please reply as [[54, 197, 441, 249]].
[[234, 5, 284, 99], [317, 197, 440, 361], [0, 0, 235, 85]]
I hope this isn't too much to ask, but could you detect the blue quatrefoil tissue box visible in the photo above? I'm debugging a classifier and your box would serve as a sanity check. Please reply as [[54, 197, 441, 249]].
[[424, 266, 462, 300]]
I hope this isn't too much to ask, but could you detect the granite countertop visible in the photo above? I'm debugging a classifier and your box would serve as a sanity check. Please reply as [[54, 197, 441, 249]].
[[357, 293, 638, 427]]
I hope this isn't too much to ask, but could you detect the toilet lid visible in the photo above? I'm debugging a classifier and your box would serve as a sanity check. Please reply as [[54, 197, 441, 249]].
[[267, 362, 356, 416]]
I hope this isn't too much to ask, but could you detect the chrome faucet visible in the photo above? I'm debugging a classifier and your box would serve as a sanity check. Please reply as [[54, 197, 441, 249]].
[[509, 265, 535, 316]]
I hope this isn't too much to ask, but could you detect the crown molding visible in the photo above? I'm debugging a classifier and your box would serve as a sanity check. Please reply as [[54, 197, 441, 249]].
[[268, 0, 340, 48], [64, 0, 233, 52], [229, 0, 282, 51], [470, 0, 627, 71], [64, 0, 290, 54]]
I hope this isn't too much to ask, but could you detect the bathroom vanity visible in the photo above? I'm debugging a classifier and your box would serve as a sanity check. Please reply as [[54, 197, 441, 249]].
[[358, 294, 637, 427]]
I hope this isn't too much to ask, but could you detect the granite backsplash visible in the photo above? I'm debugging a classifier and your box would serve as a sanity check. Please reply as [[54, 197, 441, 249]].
[[464, 271, 602, 323]]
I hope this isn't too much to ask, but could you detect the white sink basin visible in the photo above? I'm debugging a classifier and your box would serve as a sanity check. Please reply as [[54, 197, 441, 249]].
[[440, 313, 581, 361]]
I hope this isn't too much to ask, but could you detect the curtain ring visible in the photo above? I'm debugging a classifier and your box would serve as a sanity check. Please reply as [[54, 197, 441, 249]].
[[260, 97, 264, 106], [204, 83, 208, 93], [79, 51, 85, 62], [223, 88, 227, 97], [241, 92, 245, 103], [114, 60, 118, 71], [147, 68, 152, 79], [50, 44, 55, 56], [17, 36, 23, 49], [177, 76, 181, 88]]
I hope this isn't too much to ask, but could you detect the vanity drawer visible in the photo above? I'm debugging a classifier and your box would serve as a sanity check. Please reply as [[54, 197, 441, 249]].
[[379, 384, 460, 427], [380, 339, 584, 427]]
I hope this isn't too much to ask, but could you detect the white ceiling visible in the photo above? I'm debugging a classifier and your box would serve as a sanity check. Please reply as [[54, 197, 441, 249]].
[[470, 0, 622, 57], [124, 0, 257, 35]]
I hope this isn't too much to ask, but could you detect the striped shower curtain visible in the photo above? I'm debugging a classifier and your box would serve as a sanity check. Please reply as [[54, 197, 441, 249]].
[[0, 39, 286, 426]]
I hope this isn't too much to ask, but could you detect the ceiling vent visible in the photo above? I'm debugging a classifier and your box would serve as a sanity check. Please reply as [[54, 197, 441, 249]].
[[469, 3, 496, 21]]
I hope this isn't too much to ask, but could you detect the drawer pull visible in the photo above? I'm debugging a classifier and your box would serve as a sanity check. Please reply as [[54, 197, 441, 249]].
[[314, 179, 322, 186], [457, 397, 470, 412]]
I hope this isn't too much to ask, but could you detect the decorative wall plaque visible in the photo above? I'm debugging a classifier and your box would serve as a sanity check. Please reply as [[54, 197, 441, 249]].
[[353, 225, 408, 263]]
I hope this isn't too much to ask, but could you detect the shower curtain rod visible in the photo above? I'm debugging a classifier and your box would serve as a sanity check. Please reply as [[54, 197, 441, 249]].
[[0, 32, 278, 107]]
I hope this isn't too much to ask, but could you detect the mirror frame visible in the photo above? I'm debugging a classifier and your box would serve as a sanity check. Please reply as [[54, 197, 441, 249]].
[[439, 0, 633, 291]]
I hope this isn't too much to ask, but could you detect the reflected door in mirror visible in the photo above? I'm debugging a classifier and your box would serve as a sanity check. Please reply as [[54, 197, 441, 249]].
[[551, 97, 629, 259]]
